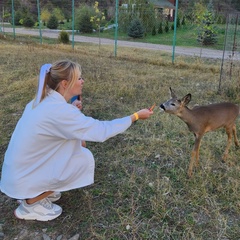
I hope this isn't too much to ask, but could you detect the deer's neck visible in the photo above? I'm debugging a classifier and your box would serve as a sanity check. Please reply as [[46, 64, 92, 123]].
[[177, 107, 196, 129]]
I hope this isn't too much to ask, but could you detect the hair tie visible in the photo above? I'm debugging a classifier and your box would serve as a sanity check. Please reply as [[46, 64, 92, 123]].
[[33, 63, 52, 108]]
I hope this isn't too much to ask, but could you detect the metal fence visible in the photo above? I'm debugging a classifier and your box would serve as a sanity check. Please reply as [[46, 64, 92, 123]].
[[219, 13, 240, 91], [1, 1, 240, 65]]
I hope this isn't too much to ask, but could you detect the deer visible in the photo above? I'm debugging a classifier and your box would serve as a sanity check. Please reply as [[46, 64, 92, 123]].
[[160, 87, 240, 177]]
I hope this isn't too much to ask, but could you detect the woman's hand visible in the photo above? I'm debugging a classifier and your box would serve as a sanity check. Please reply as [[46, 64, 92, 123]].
[[131, 108, 154, 122], [72, 99, 83, 110]]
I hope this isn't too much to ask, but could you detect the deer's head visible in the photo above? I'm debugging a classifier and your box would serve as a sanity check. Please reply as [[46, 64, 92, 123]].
[[160, 87, 191, 115]]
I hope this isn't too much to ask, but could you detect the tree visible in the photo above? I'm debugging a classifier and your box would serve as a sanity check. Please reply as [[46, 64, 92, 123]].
[[47, 15, 59, 29], [41, 8, 51, 26], [196, 0, 217, 45], [137, 0, 155, 34], [118, 3, 136, 33], [75, 5, 94, 34], [14, 10, 23, 25], [22, 15, 35, 27], [90, 1, 106, 48], [90, 1, 106, 32], [53, 7, 65, 22], [128, 18, 144, 38]]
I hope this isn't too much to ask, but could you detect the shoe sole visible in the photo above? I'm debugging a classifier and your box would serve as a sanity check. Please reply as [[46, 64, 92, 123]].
[[14, 208, 62, 221]]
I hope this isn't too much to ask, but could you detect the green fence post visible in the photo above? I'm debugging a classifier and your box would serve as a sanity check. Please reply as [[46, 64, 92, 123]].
[[37, 0, 42, 44], [12, 0, 15, 39], [72, 0, 75, 50], [114, 0, 119, 57], [172, 0, 179, 64]]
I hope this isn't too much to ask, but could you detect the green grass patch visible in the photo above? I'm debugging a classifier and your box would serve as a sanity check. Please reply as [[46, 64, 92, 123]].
[[0, 38, 239, 239]]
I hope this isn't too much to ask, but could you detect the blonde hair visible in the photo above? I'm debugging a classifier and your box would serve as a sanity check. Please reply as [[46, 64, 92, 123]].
[[40, 60, 81, 102]]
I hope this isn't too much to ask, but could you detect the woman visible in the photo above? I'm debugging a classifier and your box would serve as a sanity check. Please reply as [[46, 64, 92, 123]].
[[0, 60, 153, 221]]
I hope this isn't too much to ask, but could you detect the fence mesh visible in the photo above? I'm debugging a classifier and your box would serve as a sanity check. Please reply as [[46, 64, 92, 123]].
[[0, 1, 240, 67], [219, 13, 240, 91]]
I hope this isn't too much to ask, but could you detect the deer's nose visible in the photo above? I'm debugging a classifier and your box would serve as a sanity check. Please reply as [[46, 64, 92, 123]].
[[160, 104, 165, 110]]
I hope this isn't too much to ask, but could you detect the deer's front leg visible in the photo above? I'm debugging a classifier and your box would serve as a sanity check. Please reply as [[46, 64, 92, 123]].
[[194, 136, 202, 167], [188, 136, 202, 178], [188, 150, 196, 178]]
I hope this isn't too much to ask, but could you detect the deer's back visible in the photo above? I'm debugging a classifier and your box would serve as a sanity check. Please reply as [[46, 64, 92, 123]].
[[191, 102, 239, 132]]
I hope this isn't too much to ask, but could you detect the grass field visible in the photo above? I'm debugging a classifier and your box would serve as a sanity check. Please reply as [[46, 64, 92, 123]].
[[0, 37, 240, 240], [86, 24, 226, 51]]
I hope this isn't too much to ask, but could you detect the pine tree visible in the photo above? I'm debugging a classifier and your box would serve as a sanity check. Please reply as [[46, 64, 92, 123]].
[[197, 0, 217, 45], [76, 6, 94, 34], [128, 18, 144, 38], [47, 15, 59, 29]]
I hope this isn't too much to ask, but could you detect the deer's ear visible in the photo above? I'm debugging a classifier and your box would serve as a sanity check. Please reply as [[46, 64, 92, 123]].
[[169, 87, 177, 98], [181, 94, 191, 105]]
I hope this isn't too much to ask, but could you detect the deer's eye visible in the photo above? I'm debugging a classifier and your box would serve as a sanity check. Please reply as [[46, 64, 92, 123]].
[[171, 103, 175, 106]]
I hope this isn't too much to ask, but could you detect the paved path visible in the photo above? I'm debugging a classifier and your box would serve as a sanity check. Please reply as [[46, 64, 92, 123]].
[[2, 27, 236, 60]]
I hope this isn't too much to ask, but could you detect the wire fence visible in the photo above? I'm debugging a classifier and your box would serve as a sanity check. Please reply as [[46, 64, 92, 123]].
[[219, 13, 240, 91], [1, 1, 240, 67]]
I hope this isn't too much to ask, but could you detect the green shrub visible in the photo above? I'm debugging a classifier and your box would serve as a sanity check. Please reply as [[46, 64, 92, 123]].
[[75, 5, 94, 34], [177, 16, 181, 28], [165, 21, 169, 33], [181, 16, 186, 26], [22, 16, 35, 28], [158, 22, 163, 34], [152, 25, 156, 36], [128, 18, 144, 38], [14, 11, 23, 26], [58, 30, 70, 44], [47, 15, 59, 29]]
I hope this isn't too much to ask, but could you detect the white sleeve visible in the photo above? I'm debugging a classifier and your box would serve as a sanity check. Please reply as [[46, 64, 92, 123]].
[[45, 104, 132, 142]]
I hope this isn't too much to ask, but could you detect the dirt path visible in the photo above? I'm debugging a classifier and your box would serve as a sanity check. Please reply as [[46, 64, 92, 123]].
[[2, 27, 230, 60]]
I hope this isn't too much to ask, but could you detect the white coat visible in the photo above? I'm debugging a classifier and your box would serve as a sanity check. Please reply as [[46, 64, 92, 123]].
[[0, 90, 132, 199]]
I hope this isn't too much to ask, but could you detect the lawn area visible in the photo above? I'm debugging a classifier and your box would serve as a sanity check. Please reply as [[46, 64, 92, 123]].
[[78, 24, 226, 50], [0, 37, 239, 240]]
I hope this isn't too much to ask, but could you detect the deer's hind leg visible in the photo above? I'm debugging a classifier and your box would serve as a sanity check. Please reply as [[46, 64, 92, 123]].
[[232, 124, 239, 148], [223, 126, 234, 161]]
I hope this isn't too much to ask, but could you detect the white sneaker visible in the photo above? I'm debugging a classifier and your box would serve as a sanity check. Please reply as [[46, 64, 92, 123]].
[[48, 191, 61, 202], [17, 191, 61, 204], [14, 198, 62, 221]]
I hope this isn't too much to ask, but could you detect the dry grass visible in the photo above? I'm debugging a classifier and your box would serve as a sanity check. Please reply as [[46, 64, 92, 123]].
[[0, 38, 240, 240]]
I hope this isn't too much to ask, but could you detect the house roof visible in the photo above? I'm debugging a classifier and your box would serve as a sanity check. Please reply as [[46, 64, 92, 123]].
[[149, 0, 175, 9]]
